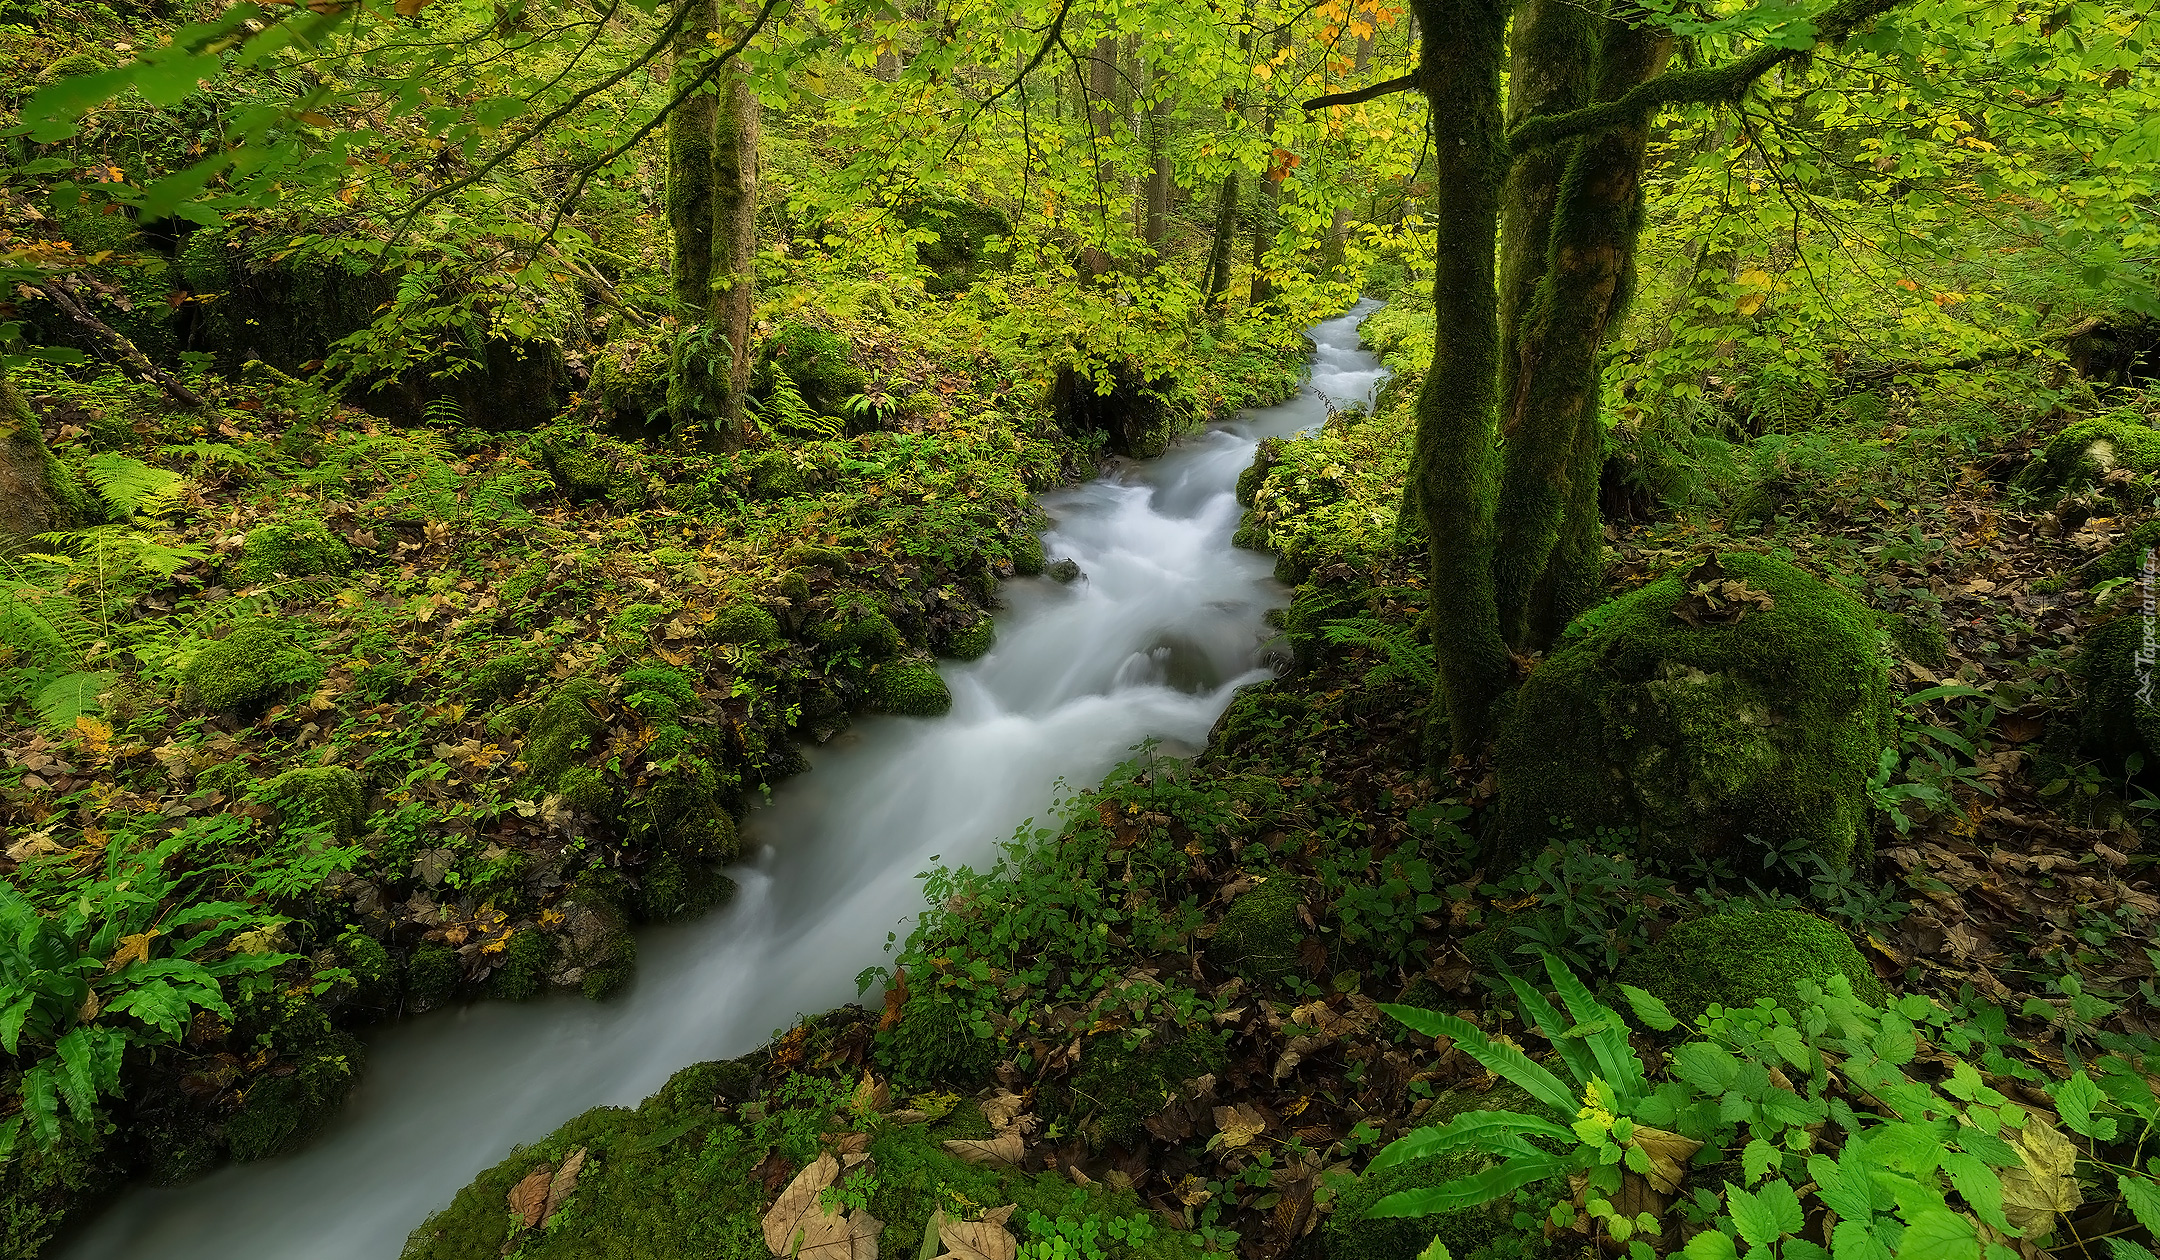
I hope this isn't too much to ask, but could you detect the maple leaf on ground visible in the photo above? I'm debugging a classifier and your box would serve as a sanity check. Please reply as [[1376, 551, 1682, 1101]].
[[1998, 1114, 2081, 1238], [933, 1205, 1018, 1260]]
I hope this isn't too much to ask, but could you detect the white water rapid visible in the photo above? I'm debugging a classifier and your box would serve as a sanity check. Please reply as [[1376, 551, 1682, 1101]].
[[62, 301, 1387, 1260]]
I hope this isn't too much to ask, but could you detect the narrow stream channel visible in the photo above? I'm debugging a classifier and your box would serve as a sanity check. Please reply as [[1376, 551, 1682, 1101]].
[[63, 300, 1388, 1260]]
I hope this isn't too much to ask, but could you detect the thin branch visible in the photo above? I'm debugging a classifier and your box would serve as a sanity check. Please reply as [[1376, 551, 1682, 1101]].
[[538, 0, 789, 248], [1506, 0, 1909, 154], [942, 0, 1072, 158], [1302, 71, 1416, 111], [36, 280, 209, 412]]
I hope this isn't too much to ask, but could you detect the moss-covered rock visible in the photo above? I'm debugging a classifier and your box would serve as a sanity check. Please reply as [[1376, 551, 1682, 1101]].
[[552, 890, 638, 1000], [635, 852, 739, 922], [182, 621, 325, 713], [1619, 907, 1884, 1021], [588, 333, 670, 431], [2075, 614, 2160, 769], [1886, 607, 1950, 669], [2014, 412, 2160, 500], [1009, 533, 1046, 576], [870, 659, 952, 717], [466, 650, 542, 704], [1052, 1028, 1226, 1149], [944, 614, 995, 660], [236, 518, 353, 583], [742, 448, 812, 500], [784, 542, 851, 572], [2080, 519, 2160, 589], [522, 678, 608, 792], [1205, 875, 1303, 984], [487, 928, 559, 1001], [709, 601, 780, 645], [539, 430, 647, 506], [1045, 557, 1082, 583], [405, 943, 461, 1012], [0, 378, 93, 551], [1493, 552, 1892, 870], [813, 600, 905, 658], [264, 765, 366, 839], [223, 1029, 365, 1161], [756, 322, 866, 416]]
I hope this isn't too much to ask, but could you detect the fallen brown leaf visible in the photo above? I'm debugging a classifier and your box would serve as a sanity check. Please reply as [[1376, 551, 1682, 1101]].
[[941, 1131, 1023, 1169], [508, 1163, 551, 1229], [543, 1147, 584, 1224]]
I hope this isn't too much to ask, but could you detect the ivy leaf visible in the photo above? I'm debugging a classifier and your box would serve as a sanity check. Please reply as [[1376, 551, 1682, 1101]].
[[1620, 984, 1679, 1032], [1897, 1209, 1978, 1260]]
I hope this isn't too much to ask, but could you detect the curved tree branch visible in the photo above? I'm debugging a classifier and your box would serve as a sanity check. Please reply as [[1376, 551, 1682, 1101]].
[[1505, 0, 1908, 154], [1302, 71, 1416, 110]]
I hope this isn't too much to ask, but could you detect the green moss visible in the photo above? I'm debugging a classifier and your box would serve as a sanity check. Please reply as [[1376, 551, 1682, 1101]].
[[589, 333, 670, 428], [756, 321, 866, 416], [182, 621, 325, 712], [0, 1120, 111, 1260], [406, 944, 460, 1009], [1205, 875, 1303, 984], [488, 929, 559, 1001], [337, 928, 395, 994], [523, 678, 609, 792], [742, 449, 811, 500], [263, 765, 366, 839], [813, 602, 904, 658], [1493, 552, 1892, 869], [637, 852, 739, 922], [1009, 533, 1046, 576], [1045, 557, 1081, 583], [236, 518, 352, 583], [1237, 435, 1286, 507], [2014, 412, 2160, 499], [1054, 1028, 1226, 1149], [609, 602, 672, 642], [710, 602, 779, 645], [467, 650, 540, 704], [558, 765, 614, 816], [2080, 519, 2160, 588], [870, 660, 952, 717], [224, 1030, 365, 1161], [783, 542, 851, 571], [945, 614, 995, 660], [2076, 614, 2160, 768], [540, 431, 647, 505], [1619, 907, 1885, 1021]]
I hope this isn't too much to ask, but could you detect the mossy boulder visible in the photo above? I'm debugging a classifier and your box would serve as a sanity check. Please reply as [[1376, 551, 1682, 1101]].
[[2014, 412, 2160, 500], [870, 660, 952, 717], [1050, 1028, 1227, 1149], [709, 601, 780, 646], [635, 851, 739, 922], [538, 430, 647, 506], [236, 519, 353, 583], [742, 448, 812, 500], [588, 333, 670, 431], [264, 765, 366, 839], [1, 379, 93, 551], [1205, 875, 1303, 984], [182, 621, 325, 713], [2079, 519, 2160, 589], [522, 678, 609, 792], [755, 321, 866, 416], [1008, 533, 1047, 576], [1493, 552, 1892, 869], [814, 601, 905, 658], [944, 614, 995, 660], [224, 1029, 366, 1161], [467, 650, 542, 704], [487, 929, 559, 1001], [552, 889, 638, 1000], [904, 197, 1011, 293], [1885, 608, 1950, 669], [2075, 614, 2159, 769], [1619, 907, 1884, 1021]]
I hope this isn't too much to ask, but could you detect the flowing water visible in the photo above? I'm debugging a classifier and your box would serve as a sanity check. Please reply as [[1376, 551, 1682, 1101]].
[[63, 300, 1387, 1260]]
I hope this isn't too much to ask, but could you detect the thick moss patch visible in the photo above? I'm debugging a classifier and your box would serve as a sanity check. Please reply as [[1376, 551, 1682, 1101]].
[[1205, 875, 1302, 984], [870, 660, 952, 717], [1620, 906, 1885, 1020], [263, 765, 366, 839], [181, 621, 325, 713], [522, 678, 609, 792], [2075, 614, 2160, 769], [1492, 552, 1892, 869], [236, 518, 353, 583], [2014, 412, 2160, 499]]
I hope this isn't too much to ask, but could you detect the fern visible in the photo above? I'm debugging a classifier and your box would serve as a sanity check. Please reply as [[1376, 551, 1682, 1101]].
[[34, 671, 116, 731], [81, 454, 183, 519], [753, 366, 844, 439], [161, 441, 266, 473], [422, 395, 465, 427], [1321, 616, 1438, 690]]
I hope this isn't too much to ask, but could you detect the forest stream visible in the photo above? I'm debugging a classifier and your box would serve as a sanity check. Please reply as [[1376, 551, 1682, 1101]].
[[59, 303, 1388, 1260]]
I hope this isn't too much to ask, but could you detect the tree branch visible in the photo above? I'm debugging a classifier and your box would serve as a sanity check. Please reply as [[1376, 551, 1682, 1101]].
[[1505, 0, 1908, 154], [1302, 71, 1417, 111], [36, 280, 209, 412], [1848, 317, 2107, 380]]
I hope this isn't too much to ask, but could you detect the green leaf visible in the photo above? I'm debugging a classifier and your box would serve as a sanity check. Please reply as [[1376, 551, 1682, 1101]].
[[1938, 1150, 2008, 1232], [1672, 1042, 1742, 1094], [1417, 1239, 1454, 1260], [1758, 1178, 1805, 1235], [1368, 1154, 1573, 1217], [1620, 984, 1679, 1031], [1368, 1111, 1576, 1169], [1744, 1138, 1781, 1184], [105, 980, 196, 1041], [1542, 954, 1648, 1108], [1897, 1209, 1979, 1260], [2120, 1173, 2160, 1236], [1831, 1217, 1894, 1260], [1380, 1005, 1578, 1115], [1683, 1231, 1738, 1260], [2107, 1240, 2159, 1260], [1726, 1182, 1789, 1250], [0, 991, 35, 1056], [2052, 1071, 2117, 1141], [1501, 973, 1599, 1093]]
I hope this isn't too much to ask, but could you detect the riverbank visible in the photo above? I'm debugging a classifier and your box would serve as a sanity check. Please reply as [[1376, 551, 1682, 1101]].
[[390, 290, 2159, 1260]]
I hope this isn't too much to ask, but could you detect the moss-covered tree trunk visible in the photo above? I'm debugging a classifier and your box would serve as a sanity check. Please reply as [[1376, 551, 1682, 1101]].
[[666, 0, 759, 446], [1408, 0, 1512, 755], [1491, 18, 1669, 646], [0, 374, 89, 552], [1201, 171, 1240, 307]]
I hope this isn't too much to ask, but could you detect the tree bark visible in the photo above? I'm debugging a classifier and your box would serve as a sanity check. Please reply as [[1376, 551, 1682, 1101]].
[[1201, 171, 1241, 307], [1409, 0, 1512, 757], [1492, 16, 1671, 647], [36, 280, 208, 412], [666, 0, 759, 445], [708, 60, 760, 443]]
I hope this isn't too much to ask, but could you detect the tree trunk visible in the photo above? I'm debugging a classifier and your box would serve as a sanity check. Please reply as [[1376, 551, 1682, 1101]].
[[666, 0, 759, 445], [1248, 171, 1277, 306], [1492, 17, 1671, 646], [1409, 0, 1512, 757], [1201, 171, 1240, 306], [0, 375, 90, 552]]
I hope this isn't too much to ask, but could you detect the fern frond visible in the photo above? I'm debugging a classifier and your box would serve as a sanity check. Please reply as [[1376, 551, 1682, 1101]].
[[422, 396, 465, 427], [1321, 616, 1438, 690], [764, 367, 843, 439], [34, 671, 116, 732], [0, 585, 95, 664], [81, 454, 184, 518]]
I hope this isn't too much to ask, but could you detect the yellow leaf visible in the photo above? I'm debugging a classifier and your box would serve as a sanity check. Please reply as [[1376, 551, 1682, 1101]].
[[73, 714, 113, 753], [106, 929, 158, 971]]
